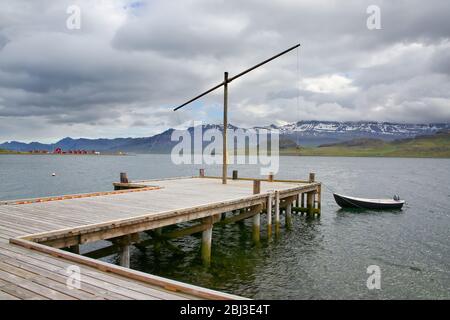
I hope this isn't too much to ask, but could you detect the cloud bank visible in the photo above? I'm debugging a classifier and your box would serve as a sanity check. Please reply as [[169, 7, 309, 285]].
[[0, 0, 449, 142]]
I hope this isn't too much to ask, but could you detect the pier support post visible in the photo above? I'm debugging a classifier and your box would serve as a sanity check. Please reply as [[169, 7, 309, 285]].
[[275, 190, 280, 236], [317, 185, 322, 215], [119, 244, 130, 268], [252, 212, 260, 244], [120, 172, 129, 184], [153, 228, 162, 255], [68, 245, 80, 254], [253, 180, 261, 195], [252, 180, 261, 243], [301, 193, 305, 209], [113, 234, 134, 268], [307, 173, 316, 217], [307, 192, 314, 216], [201, 217, 213, 267], [267, 193, 273, 239], [286, 201, 292, 229]]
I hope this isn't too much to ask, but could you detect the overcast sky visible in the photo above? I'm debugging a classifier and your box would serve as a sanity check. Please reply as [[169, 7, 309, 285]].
[[0, 0, 449, 142]]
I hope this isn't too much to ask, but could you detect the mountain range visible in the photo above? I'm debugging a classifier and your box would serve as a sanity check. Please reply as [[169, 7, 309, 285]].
[[1, 121, 449, 153]]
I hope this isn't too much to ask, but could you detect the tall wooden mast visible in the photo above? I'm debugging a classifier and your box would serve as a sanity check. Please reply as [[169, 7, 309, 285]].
[[174, 44, 300, 184]]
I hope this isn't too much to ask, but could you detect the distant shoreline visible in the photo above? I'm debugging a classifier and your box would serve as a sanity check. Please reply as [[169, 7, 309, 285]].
[[0, 151, 129, 156], [1, 151, 448, 159]]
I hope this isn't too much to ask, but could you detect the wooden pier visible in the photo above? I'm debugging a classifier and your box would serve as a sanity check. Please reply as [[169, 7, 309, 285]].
[[0, 171, 321, 300]]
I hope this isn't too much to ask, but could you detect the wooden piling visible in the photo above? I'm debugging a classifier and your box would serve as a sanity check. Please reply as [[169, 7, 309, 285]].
[[286, 201, 292, 229], [120, 244, 130, 268], [120, 172, 129, 184], [153, 228, 162, 255], [275, 190, 280, 235], [317, 184, 322, 215], [267, 193, 273, 239], [253, 180, 261, 195], [113, 235, 132, 268], [268, 173, 274, 182], [68, 245, 80, 254], [201, 217, 213, 267], [307, 192, 314, 216], [309, 172, 315, 183], [252, 212, 260, 243], [252, 180, 261, 243]]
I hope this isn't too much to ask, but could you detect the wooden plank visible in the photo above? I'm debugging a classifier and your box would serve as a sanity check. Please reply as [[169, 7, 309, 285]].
[[0, 289, 20, 300], [0, 268, 75, 300], [0, 261, 96, 300], [0, 243, 199, 300], [0, 283, 48, 300], [0, 247, 133, 300], [11, 238, 247, 300]]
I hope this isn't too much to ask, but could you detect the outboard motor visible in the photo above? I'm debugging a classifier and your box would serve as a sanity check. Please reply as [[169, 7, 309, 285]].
[[393, 195, 400, 201]]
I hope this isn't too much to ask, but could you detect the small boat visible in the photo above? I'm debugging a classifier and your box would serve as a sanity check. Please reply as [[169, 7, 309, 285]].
[[333, 193, 405, 210]]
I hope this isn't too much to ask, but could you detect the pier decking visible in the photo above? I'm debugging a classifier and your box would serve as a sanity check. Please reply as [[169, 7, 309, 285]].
[[0, 174, 321, 300]]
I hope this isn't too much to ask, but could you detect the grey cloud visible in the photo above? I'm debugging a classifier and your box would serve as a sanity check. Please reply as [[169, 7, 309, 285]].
[[0, 0, 449, 142]]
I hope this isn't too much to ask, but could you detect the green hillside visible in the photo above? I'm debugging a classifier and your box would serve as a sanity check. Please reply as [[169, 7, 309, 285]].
[[281, 131, 450, 158]]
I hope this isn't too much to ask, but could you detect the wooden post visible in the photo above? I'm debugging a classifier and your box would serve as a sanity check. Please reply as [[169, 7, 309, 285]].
[[153, 228, 162, 255], [119, 244, 130, 268], [222, 72, 228, 185], [307, 192, 314, 216], [252, 180, 261, 243], [253, 180, 261, 195], [317, 185, 322, 215], [267, 193, 273, 239], [199, 168, 205, 178], [301, 193, 305, 208], [275, 190, 280, 235], [232, 170, 238, 180], [252, 211, 260, 243], [268, 173, 274, 182], [68, 245, 80, 254], [114, 235, 132, 268], [201, 217, 213, 267], [120, 172, 129, 184], [308, 173, 318, 216], [286, 201, 292, 229]]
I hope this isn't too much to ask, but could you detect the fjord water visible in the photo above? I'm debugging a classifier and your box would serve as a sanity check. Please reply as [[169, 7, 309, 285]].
[[0, 154, 448, 299]]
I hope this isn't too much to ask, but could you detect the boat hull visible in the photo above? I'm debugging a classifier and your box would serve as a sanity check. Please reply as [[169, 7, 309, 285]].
[[333, 193, 404, 210]]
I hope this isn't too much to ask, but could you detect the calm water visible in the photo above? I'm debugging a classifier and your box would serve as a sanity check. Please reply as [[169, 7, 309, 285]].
[[0, 154, 449, 299]]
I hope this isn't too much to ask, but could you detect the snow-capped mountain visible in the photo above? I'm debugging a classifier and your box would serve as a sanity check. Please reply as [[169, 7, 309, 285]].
[[267, 121, 450, 145], [1, 121, 448, 152]]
